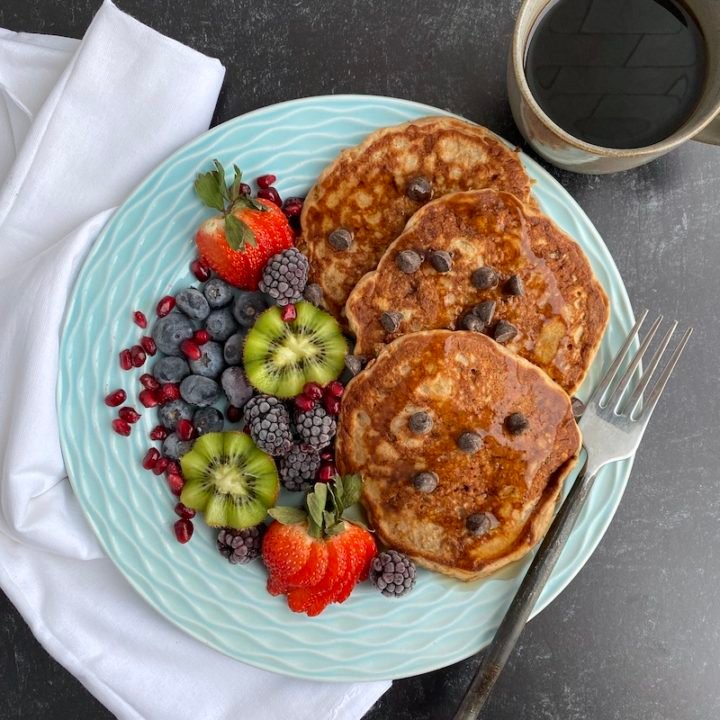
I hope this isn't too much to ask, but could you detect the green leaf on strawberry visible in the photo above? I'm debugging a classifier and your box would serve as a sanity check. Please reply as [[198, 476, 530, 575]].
[[224, 213, 256, 251], [267, 506, 307, 525], [194, 167, 226, 212]]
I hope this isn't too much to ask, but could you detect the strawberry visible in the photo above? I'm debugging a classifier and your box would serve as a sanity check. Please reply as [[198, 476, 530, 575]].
[[193, 160, 294, 289], [262, 475, 376, 616]]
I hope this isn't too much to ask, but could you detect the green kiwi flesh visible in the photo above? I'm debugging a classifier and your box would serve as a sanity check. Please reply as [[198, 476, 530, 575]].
[[180, 431, 279, 529], [243, 301, 347, 398]]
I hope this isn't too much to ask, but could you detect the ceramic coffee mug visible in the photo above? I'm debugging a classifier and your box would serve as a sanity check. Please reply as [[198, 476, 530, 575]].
[[509, 0, 720, 173]]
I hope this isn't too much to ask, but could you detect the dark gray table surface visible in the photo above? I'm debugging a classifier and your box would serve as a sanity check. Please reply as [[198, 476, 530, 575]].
[[1, 1, 718, 719]]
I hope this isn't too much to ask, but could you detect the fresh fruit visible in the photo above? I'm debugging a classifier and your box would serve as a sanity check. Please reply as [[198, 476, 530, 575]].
[[242, 395, 293, 456], [163, 433, 193, 460], [232, 291, 269, 328], [262, 476, 375, 616], [303, 382, 323, 401], [256, 173, 276, 189], [177, 418, 195, 441], [119, 349, 132, 370], [179, 431, 279, 529], [112, 419, 131, 436], [139, 372, 159, 391], [150, 425, 169, 441], [142, 448, 161, 470], [168, 473, 185, 496], [226, 405, 243, 423], [188, 341, 224, 378], [243, 301, 346, 398], [205, 307, 238, 342], [175, 288, 210, 320], [369, 550, 417, 597], [165, 460, 181, 477], [194, 161, 294, 289], [179, 375, 220, 406], [221, 367, 253, 407], [279, 445, 321, 492], [152, 457, 169, 476], [118, 407, 141, 424], [133, 310, 147, 328], [158, 399, 193, 430], [316, 464, 336, 483], [322, 394, 341, 416], [174, 518, 194, 543], [104, 389, 127, 407], [326, 381, 344, 398], [174, 503, 196, 519], [152, 312, 194, 355], [156, 295, 176, 317], [217, 526, 264, 564], [303, 283, 323, 307], [159, 383, 181, 404], [153, 356, 190, 384], [130, 345, 146, 367], [258, 248, 309, 306], [193, 329, 210, 345], [192, 406, 224, 436], [190, 258, 211, 282], [257, 186, 282, 206], [280, 304, 297, 322], [180, 339, 202, 361], [223, 332, 246, 366], [139, 389, 161, 408], [294, 394, 315, 413], [203, 277, 233, 308], [294, 404, 337, 450]]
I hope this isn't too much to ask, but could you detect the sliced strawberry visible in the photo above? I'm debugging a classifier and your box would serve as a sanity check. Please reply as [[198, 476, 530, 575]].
[[333, 526, 369, 604], [283, 540, 329, 589], [287, 541, 347, 616], [262, 521, 313, 583], [357, 526, 377, 582]]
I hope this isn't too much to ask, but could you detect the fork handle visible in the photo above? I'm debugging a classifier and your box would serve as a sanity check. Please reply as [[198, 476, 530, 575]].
[[453, 459, 598, 720]]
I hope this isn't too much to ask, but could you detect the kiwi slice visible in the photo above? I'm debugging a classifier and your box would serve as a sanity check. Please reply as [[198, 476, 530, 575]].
[[180, 432, 279, 529], [243, 301, 347, 398]]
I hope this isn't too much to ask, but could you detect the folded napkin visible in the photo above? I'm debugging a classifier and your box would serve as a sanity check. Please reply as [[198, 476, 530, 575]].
[[0, 2, 389, 718]]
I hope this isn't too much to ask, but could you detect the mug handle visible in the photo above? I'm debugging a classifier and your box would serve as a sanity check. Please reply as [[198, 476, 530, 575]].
[[694, 113, 720, 145]]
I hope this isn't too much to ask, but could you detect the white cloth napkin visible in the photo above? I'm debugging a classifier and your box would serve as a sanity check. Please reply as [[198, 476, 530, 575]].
[[0, 2, 390, 718]]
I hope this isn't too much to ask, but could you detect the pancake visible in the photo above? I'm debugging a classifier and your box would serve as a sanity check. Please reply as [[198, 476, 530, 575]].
[[298, 116, 536, 325], [336, 330, 582, 581], [345, 189, 609, 394]]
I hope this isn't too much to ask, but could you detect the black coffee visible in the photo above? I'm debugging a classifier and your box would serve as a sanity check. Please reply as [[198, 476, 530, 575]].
[[524, 0, 707, 149]]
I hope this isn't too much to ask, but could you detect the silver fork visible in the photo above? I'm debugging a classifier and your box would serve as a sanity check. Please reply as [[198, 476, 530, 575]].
[[454, 311, 693, 719]]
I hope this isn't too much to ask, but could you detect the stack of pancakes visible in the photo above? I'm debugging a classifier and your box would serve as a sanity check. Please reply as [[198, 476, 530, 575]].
[[298, 117, 609, 581]]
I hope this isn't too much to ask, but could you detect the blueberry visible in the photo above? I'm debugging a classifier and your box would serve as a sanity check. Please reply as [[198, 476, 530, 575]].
[[233, 292, 269, 329], [221, 367, 253, 408], [408, 411, 432, 434], [466, 511, 499, 537], [412, 471, 438, 493], [203, 278, 233, 308], [193, 406, 224, 436], [175, 288, 210, 320], [152, 312, 194, 356], [206, 308, 238, 342], [162, 432, 193, 460], [223, 332, 246, 366], [153, 356, 190, 384], [158, 399, 194, 430], [188, 341, 225, 378], [180, 375, 220, 406]]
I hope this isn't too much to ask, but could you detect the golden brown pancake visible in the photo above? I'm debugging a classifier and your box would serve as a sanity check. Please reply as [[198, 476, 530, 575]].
[[346, 189, 609, 395], [336, 331, 582, 581], [298, 116, 536, 325]]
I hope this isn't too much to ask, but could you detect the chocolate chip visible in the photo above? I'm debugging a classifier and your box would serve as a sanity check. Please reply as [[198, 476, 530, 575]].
[[471, 266, 499, 290], [457, 432, 483, 454], [406, 176, 433, 203], [429, 250, 452, 273], [461, 314, 485, 333], [472, 300, 496, 325], [412, 471, 438, 493], [505, 412, 528, 435], [380, 311, 403, 333], [493, 320, 518, 343], [328, 227, 353, 251], [303, 283, 324, 306], [344, 354, 366, 376], [408, 411, 433, 434], [395, 249, 423, 274], [504, 274, 524, 296], [571, 396, 585, 421], [466, 511, 499, 536]]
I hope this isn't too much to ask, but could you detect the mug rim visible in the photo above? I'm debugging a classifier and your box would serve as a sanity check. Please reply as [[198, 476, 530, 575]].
[[512, 0, 720, 158]]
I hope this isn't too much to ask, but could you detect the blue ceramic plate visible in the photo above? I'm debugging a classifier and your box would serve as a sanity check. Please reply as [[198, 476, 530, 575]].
[[58, 96, 634, 682]]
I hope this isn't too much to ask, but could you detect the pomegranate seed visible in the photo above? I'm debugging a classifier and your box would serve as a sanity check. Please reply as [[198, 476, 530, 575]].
[[119, 349, 132, 371], [190, 258, 211, 282], [165, 460, 181, 477], [150, 425, 169, 441], [326, 381, 344, 398], [257, 186, 282, 206], [294, 394, 316, 412], [316, 464, 336, 483], [174, 503, 196, 519], [142, 448, 160, 470], [176, 418, 195, 441], [119, 407, 141, 424], [303, 382, 323, 401], [168, 473, 185, 496], [239, 182, 252, 196], [159, 383, 180, 403], [280, 303, 297, 322], [104, 389, 127, 407], [180, 339, 202, 360], [281, 197, 304, 217], [256, 174, 277, 189], [193, 329, 210, 345], [130, 344, 146, 367], [139, 388, 161, 408], [156, 295, 176, 317], [226, 405, 243, 423], [174, 518, 194, 543], [323, 395, 341, 416], [320, 450, 334, 461], [133, 310, 147, 328], [141, 336, 157, 356], [152, 457, 169, 476], [140, 373, 160, 390], [112, 418, 131, 436]]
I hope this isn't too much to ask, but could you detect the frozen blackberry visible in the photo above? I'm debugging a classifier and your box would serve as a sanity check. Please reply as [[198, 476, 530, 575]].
[[369, 550, 416, 597], [294, 404, 336, 449], [258, 248, 309, 305], [216, 526, 264, 565], [279, 445, 321, 492], [243, 394, 293, 456]]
